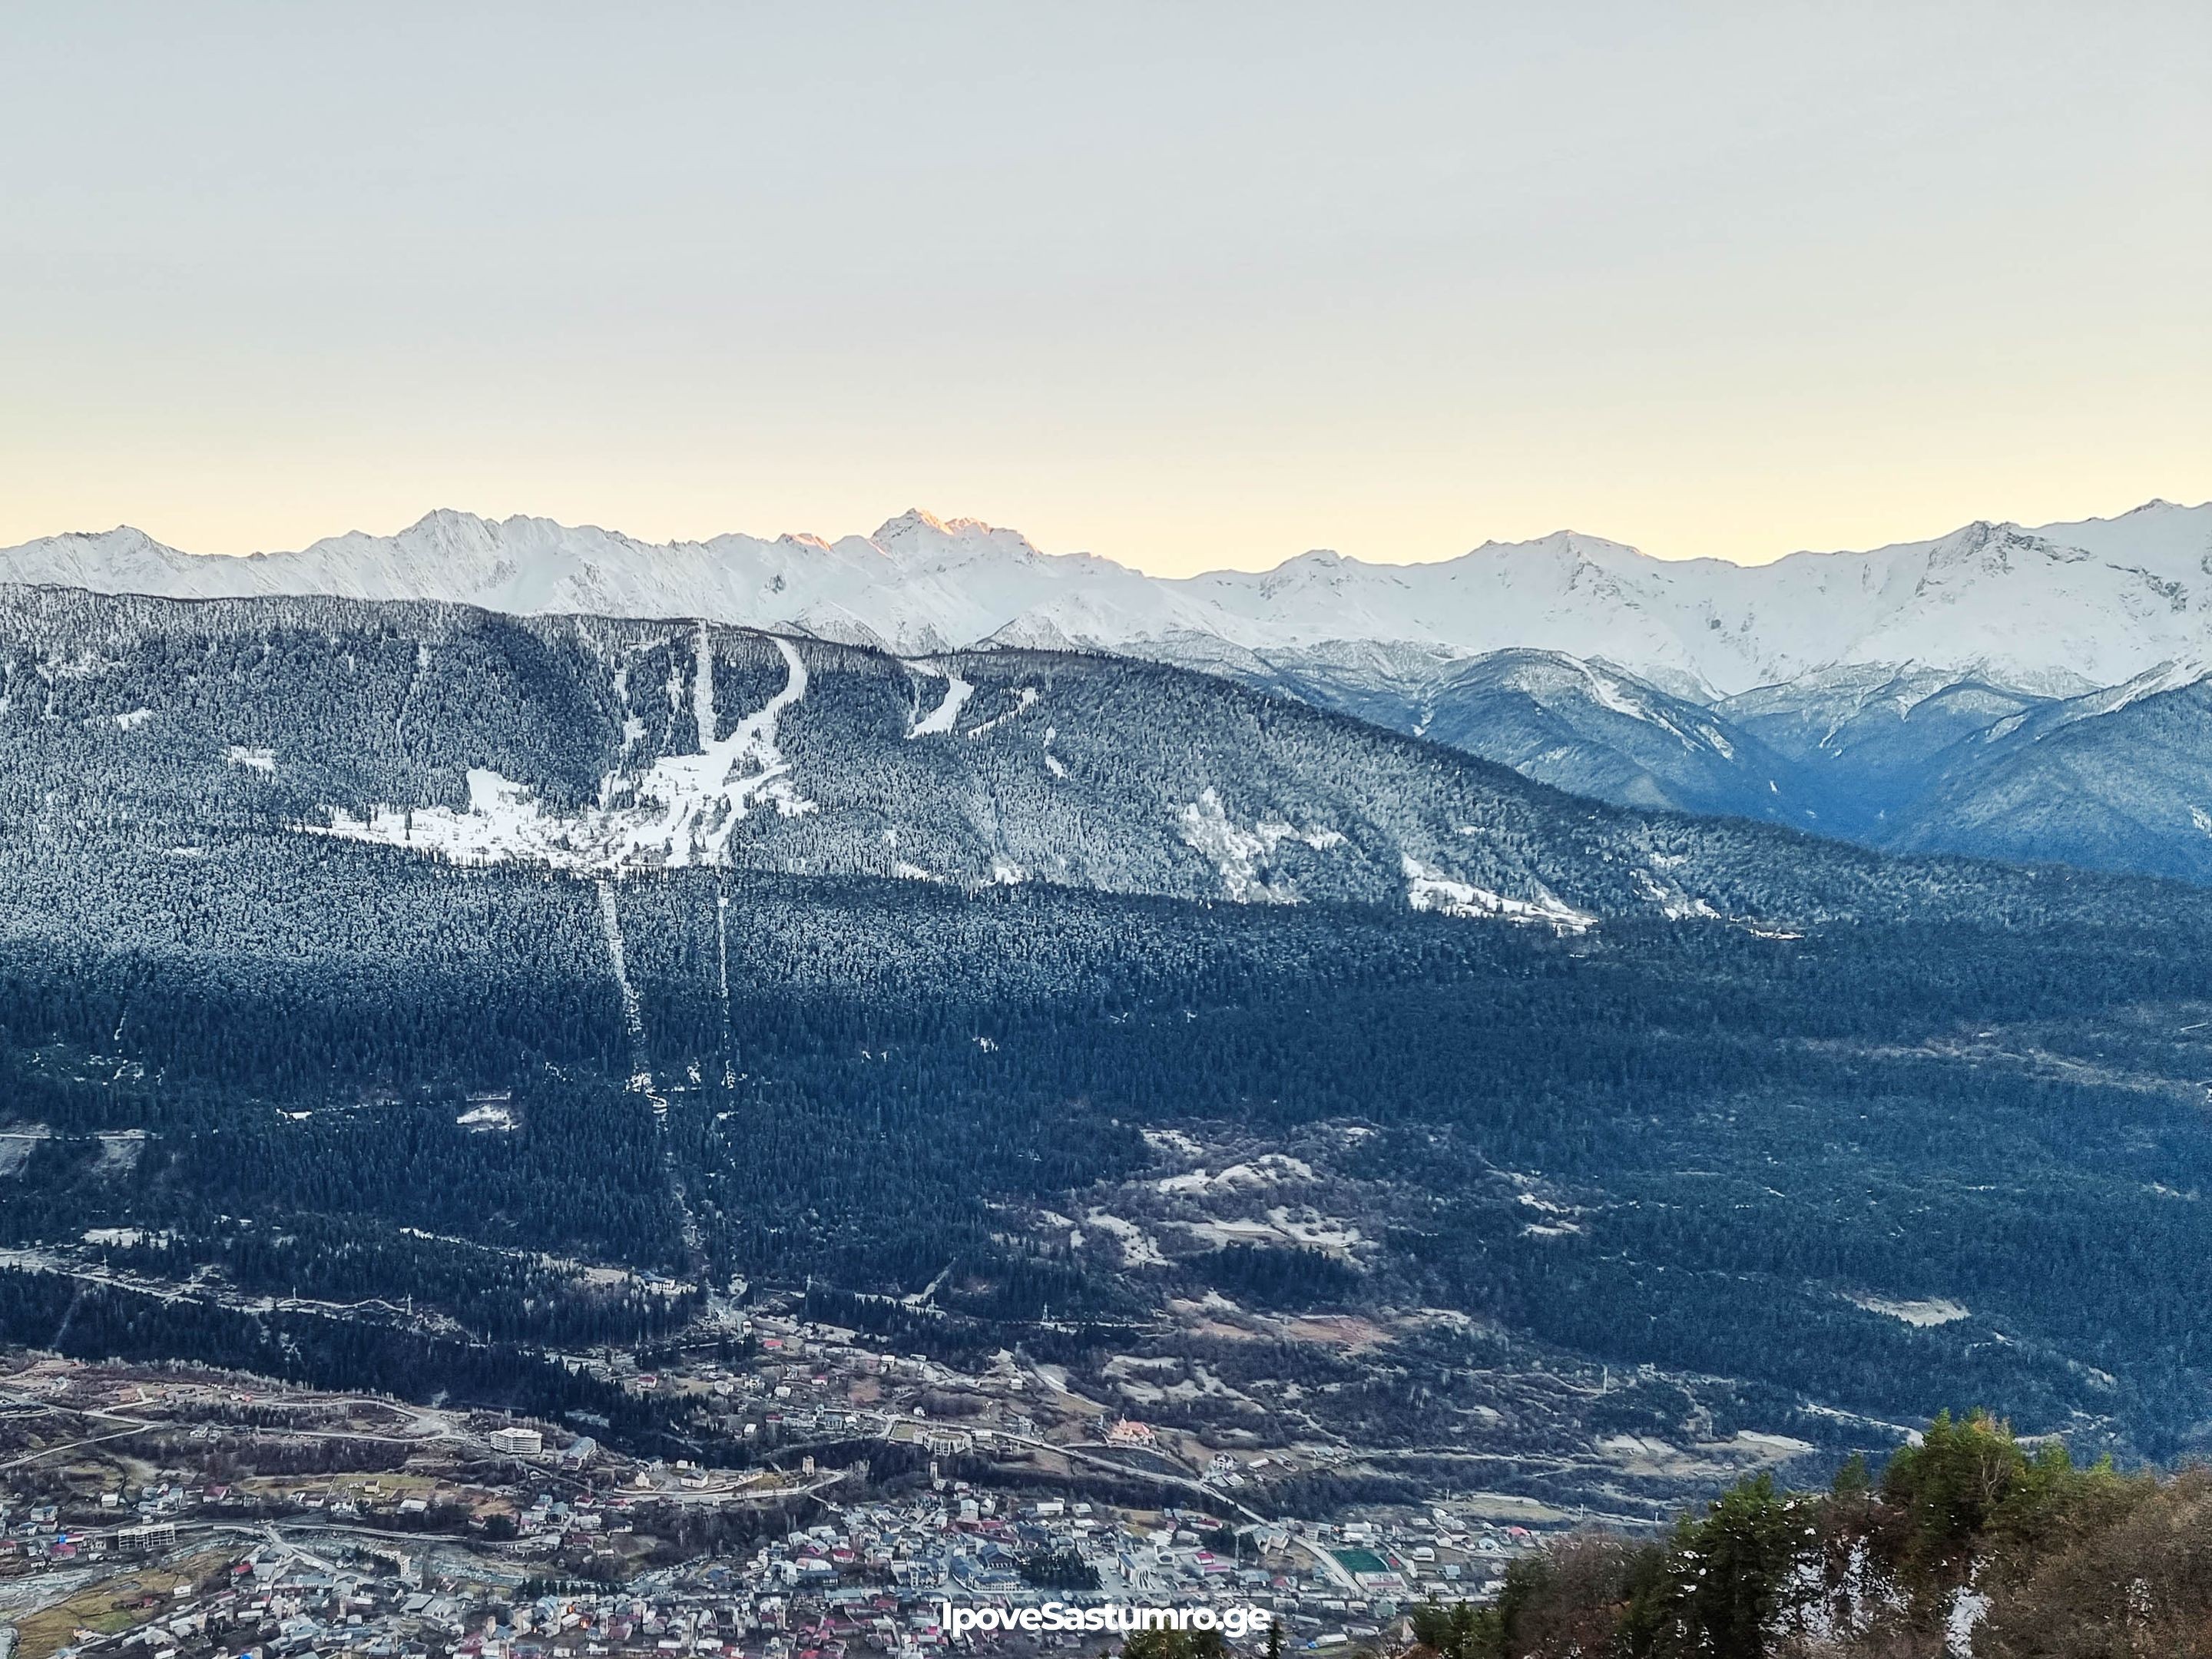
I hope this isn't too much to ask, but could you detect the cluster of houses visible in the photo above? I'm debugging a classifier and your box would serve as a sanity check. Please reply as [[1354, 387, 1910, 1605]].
[[9, 1475, 1548, 1659], [0, 1326, 1568, 1659]]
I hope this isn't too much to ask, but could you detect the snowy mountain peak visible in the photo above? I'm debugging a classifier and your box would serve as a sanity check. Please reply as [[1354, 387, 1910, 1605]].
[[1919, 520, 2095, 574], [873, 507, 953, 540], [1469, 529, 1640, 566], [94, 525, 170, 551], [1254, 549, 1367, 592], [5, 499, 2212, 698], [2, 525, 204, 590], [872, 508, 1037, 551], [58, 525, 182, 558], [408, 506, 495, 536]]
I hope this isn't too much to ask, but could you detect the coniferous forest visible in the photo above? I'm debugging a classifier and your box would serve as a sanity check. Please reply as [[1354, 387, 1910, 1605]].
[[2, 588, 2211, 1472]]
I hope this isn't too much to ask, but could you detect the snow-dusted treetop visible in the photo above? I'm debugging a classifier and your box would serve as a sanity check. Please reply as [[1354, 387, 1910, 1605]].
[[4, 500, 2208, 697]]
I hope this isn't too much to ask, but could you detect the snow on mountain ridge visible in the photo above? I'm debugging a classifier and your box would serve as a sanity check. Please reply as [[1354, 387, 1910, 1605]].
[[3, 501, 2208, 697]]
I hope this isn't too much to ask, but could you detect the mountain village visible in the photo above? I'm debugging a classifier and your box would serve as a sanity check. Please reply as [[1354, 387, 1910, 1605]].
[[0, 1315, 1575, 1659]]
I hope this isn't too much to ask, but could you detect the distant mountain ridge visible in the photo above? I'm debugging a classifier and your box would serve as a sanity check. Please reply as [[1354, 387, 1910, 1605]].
[[1252, 646, 2212, 885], [5, 499, 2209, 698]]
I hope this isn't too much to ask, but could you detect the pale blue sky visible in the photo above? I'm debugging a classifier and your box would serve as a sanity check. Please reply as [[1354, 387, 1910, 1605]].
[[2, 2, 2206, 570]]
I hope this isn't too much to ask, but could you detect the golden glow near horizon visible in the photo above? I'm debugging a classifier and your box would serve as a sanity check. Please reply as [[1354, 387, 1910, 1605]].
[[2, 5, 2206, 576]]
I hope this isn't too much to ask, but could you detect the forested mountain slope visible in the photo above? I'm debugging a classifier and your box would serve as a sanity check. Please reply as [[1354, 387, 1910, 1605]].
[[0, 583, 2124, 931], [1714, 664, 2055, 836], [1206, 646, 1812, 826], [5, 582, 2212, 1472], [5, 838, 2212, 1460], [1883, 670, 2212, 882], [1218, 644, 2212, 887]]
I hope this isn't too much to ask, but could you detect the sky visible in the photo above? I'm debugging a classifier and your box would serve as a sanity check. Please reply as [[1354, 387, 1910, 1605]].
[[2, 3, 2207, 575]]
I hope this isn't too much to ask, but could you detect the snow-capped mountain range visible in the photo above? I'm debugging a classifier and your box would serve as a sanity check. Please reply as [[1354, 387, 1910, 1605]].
[[11, 498, 2212, 886], [5, 500, 2209, 699]]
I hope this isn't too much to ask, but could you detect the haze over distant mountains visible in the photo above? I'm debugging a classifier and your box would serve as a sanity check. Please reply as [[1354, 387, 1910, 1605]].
[[6, 499, 2209, 698]]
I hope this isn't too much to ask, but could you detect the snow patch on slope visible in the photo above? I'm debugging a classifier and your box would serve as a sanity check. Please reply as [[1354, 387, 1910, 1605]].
[[1176, 788, 1346, 902], [1157, 1156, 1316, 1196], [1848, 1293, 1969, 1327], [1402, 854, 1594, 932], [1084, 1210, 1168, 1270], [1635, 869, 1720, 919]]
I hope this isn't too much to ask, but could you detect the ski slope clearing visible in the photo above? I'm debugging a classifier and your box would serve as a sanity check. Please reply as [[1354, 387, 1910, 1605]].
[[904, 661, 973, 738], [313, 632, 815, 873]]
